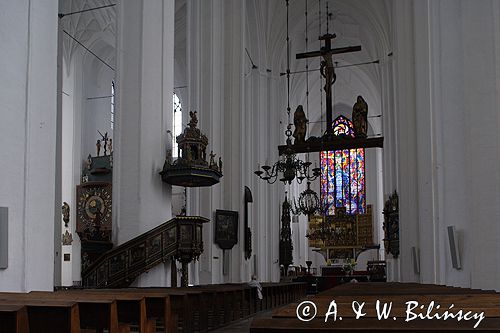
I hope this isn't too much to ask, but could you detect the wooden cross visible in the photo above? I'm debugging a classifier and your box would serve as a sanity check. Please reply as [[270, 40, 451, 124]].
[[296, 33, 361, 133]]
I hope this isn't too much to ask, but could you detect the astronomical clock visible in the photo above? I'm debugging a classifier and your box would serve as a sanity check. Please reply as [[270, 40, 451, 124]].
[[76, 182, 112, 238]]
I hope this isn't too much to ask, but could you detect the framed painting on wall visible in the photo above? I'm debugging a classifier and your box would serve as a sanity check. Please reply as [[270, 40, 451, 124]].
[[214, 210, 238, 250]]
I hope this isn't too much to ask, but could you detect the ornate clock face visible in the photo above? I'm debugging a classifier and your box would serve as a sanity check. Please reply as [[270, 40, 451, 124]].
[[76, 183, 112, 233]]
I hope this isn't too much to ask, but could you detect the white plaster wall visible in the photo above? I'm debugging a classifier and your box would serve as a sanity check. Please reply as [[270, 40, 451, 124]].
[[0, 0, 58, 291], [437, 0, 500, 290], [393, 0, 500, 291], [82, 60, 115, 157]]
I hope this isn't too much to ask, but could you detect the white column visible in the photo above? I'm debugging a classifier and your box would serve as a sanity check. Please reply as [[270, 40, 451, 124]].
[[392, 0, 419, 283], [0, 0, 58, 292], [244, 1, 285, 282], [187, 0, 248, 285], [186, 0, 284, 284], [186, 0, 217, 284], [114, 0, 175, 286], [412, 0, 440, 285]]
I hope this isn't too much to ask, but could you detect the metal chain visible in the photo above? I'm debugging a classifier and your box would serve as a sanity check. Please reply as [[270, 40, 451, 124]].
[[285, 0, 292, 140]]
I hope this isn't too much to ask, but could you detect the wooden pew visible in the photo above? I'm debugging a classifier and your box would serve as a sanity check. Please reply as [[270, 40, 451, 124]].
[[319, 282, 496, 296], [131, 282, 306, 332], [0, 305, 29, 333], [56, 290, 156, 333], [0, 299, 80, 333], [29, 292, 130, 333], [0, 281, 307, 333], [91, 288, 187, 333], [250, 282, 500, 332], [1, 291, 128, 333], [134, 285, 241, 332]]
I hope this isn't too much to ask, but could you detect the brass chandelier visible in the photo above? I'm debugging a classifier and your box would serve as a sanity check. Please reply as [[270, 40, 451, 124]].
[[254, 137, 320, 185]]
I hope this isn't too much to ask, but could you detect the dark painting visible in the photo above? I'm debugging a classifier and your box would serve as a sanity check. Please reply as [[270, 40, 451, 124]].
[[214, 210, 238, 250]]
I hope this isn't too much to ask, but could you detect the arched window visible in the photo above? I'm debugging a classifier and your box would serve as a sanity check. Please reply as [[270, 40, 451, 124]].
[[172, 93, 183, 158], [110, 81, 115, 130], [320, 116, 366, 215]]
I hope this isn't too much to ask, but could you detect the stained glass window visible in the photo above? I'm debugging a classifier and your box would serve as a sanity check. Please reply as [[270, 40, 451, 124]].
[[332, 115, 355, 137], [320, 116, 366, 215], [172, 93, 183, 158]]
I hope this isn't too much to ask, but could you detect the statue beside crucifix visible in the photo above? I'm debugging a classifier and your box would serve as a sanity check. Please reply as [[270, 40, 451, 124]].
[[278, 27, 384, 155], [352, 95, 368, 138], [292, 105, 308, 144]]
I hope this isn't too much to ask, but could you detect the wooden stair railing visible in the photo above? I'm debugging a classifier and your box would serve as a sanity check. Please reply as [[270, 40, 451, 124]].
[[82, 218, 179, 288]]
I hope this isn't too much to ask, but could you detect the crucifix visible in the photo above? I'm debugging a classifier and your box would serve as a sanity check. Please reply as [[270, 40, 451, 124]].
[[296, 33, 361, 134]]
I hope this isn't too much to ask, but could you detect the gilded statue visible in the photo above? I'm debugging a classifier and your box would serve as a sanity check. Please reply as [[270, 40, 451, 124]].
[[292, 105, 308, 144], [62, 202, 70, 228], [62, 230, 73, 246], [352, 95, 368, 138]]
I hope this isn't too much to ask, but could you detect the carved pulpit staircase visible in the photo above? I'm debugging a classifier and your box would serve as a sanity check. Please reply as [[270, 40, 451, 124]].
[[82, 215, 208, 288]]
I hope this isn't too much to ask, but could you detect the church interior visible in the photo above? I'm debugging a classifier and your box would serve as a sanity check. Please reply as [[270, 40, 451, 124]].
[[1, 0, 500, 332]]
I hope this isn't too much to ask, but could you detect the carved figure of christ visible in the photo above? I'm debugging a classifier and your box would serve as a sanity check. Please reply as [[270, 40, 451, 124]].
[[296, 33, 361, 133]]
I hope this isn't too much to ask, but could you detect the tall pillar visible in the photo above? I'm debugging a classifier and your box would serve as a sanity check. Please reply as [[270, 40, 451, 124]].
[[186, 0, 267, 285], [114, 0, 175, 286], [392, 0, 419, 283], [244, 1, 284, 283]]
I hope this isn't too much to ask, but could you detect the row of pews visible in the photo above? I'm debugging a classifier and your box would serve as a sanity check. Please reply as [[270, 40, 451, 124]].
[[0, 282, 307, 333], [250, 282, 500, 332]]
